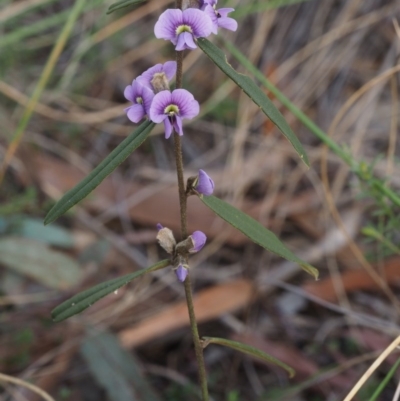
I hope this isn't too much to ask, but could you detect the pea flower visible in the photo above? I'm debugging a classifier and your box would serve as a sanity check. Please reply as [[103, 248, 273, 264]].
[[137, 61, 177, 92], [189, 231, 206, 253], [176, 264, 188, 282], [149, 89, 199, 138], [154, 9, 213, 51], [203, 0, 237, 33], [195, 169, 214, 195], [124, 80, 154, 123]]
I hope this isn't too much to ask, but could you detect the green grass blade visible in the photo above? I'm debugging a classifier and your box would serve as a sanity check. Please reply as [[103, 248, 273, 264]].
[[197, 38, 309, 166], [368, 357, 400, 401], [203, 337, 295, 378], [107, 0, 145, 14], [200, 195, 318, 279], [51, 259, 170, 322], [44, 121, 155, 225]]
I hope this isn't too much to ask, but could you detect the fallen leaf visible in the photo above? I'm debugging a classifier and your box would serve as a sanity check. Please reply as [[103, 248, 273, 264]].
[[119, 279, 254, 348], [303, 256, 400, 302]]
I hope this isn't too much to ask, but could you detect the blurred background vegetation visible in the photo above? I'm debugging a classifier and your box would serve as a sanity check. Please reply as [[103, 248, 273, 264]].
[[1, 0, 400, 400]]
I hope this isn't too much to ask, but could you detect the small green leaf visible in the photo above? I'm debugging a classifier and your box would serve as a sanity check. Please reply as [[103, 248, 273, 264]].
[[202, 337, 295, 378], [107, 0, 145, 14], [44, 120, 155, 225], [200, 196, 318, 279], [197, 38, 309, 166], [51, 259, 169, 322]]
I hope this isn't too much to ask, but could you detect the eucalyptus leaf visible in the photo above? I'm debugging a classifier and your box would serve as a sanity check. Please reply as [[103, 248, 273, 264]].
[[202, 337, 295, 378], [44, 120, 155, 225], [107, 0, 145, 14], [52, 259, 169, 322], [200, 195, 318, 279], [197, 38, 309, 166]]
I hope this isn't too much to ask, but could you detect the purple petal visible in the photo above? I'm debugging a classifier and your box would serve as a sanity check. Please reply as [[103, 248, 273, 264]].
[[204, 4, 218, 34], [141, 86, 155, 115], [149, 90, 172, 123], [171, 89, 199, 119], [173, 116, 183, 136], [218, 16, 237, 31], [175, 33, 187, 51], [163, 61, 177, 81], [156, 223, 163, 231], [175, 265, 188, 282], [137, 64, 163, 88], [189, 231, 206, 253], [182, 8, 213, 38], [196, 169, 214, 195], [218, 7, 235, 16], [124, 85, 134, 101], [183, 31, 197, 49], [164, 118, 173, 139], [154, 9, 182, 44], [126, 104, 145, 123]]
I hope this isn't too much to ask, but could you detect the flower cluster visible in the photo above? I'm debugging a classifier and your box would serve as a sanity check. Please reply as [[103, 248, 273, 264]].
[[124, 1, 237, 138], [124, 61, 200, 138], [124, 0, 231, 282]]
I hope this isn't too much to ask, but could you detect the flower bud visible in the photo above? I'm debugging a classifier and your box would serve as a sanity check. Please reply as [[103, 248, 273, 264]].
[[189, 231, 206, 253], [195, 169, 215, 196], [175, 264, 188, 282], [156, 227, 176, 254], [151, 72, 170, 93]]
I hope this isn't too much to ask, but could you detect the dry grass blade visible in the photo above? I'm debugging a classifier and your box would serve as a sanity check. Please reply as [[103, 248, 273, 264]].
[[0, 372, 55, 401]]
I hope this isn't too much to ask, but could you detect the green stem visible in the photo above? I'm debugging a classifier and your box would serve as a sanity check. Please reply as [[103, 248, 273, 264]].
[[173, 1, 209, 400], [224, 39, 400, 208]]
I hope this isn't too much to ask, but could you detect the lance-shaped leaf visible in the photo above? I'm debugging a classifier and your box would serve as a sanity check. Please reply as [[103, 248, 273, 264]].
[[44, 120, 155, 225], [107, 0, 145, 14], [51, 259, 169, 322], [197, 38, 309, 166], [202, 337, 295, 378], [200, 195, 318, 279]]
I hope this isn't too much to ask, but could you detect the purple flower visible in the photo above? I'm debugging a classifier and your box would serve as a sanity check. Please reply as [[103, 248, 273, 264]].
[[124, 80, 155, 123], [196, 169, 214, 195], [203, 0, 237, 34], [176, 264, 188, 282], [156, 223, 163, 231], [154, 8, 213, 51], [149, 89, 199, 138], [137, 61, 177, 92], [189, 231, 206, 253]]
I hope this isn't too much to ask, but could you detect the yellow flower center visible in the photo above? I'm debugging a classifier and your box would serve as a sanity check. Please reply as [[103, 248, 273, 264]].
[[176, 25, 192, 35], [136, 96, 143, 104], [164, 104, 179, 116]]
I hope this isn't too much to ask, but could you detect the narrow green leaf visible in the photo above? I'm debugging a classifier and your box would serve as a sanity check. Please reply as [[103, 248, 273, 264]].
[[197, 38, 309, 166], [107, 0, 145, 14], [200, 195, 318, 279], [51, 259, 169, 322], [202, 337, 295, 378], [44, 120, 155, 225]]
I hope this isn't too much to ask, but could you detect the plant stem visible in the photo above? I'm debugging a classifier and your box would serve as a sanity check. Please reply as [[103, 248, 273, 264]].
[[173, 1, 209, 400], [183, 276, 209, 401]]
